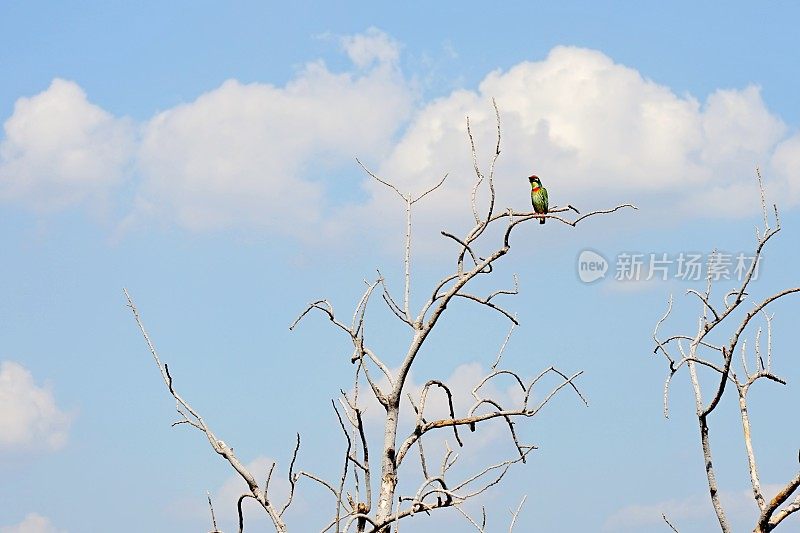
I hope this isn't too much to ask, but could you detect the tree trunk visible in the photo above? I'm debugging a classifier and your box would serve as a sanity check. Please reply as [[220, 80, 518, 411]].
[[375, 405, 400, 530]]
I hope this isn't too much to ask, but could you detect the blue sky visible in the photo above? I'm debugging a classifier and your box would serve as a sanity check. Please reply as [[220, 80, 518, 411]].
[[1, 2, 799, 532]]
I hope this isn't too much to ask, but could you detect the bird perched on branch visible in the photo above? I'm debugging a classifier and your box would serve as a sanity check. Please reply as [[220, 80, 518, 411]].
[[529, 175, 549, 224]]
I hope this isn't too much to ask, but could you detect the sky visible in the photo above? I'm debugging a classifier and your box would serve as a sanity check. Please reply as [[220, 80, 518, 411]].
[[1, 2, 800, 532]]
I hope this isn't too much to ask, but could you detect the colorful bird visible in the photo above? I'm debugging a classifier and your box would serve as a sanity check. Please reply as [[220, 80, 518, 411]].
[[529, 175, 548, 224]]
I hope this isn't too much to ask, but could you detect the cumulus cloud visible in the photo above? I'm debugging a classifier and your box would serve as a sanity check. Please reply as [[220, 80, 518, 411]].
[[0, 79, 134, 212], [0, 513, 64, 533], [341, 27, 401, 69], [0, 361, 72, 453], [131, 29, 412, 236], [361, 46, 794, 246], [2, 36, 799, 241], [772, 132, 800, 204], [170, 456, 292, 531]]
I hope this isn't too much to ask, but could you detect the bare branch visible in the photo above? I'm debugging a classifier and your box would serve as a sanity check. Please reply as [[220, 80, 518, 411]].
[[452, 448, 535, 495], [768, 493, 800, 530], [297, 471, 340, 500], [440, 231, 480, 272], [403, 197, 412, 322], [703, 287, 800, 417], [687, 288, 721, 322], [453, 292, 519, 324], [238, 493, 258, 533], [492, 320, 517, 370], [525, 203, 638, 227], [411, 174, 448, 205], [332, 401, 353, 533], [737, 385, 766, 512], [355, 408, 372, 516], [352, 278, 381, 337], [378, 272, 413, 327], [485, 98, 501, 223], [264, 461, 276, 500], [467, 115, 485, 226], [414, 380, 463, 448], [651, 170, 798, 533], [131, 100, 638, 533], [279, 434, 302, 517], [356, 158, 405, 201], [662, 513, 680, 532], [467, 99, 500, 230], [653, 294, 675, 362], [509, 495, 527, 532], [763, 310, 774, 371], [396, 368, 584, 466], [760, 471, 800, 530], [756, 167, 770, 236], [208, 491, 220, 533], [124, 289, 287, 532], [455, 505, 485, 533]]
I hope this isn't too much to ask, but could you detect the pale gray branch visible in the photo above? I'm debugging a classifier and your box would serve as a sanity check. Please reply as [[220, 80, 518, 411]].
[[124, 289, 287, 532]]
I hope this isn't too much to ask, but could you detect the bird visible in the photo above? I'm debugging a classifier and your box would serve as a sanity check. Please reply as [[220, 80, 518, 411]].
[[529, 175, 549, 224]]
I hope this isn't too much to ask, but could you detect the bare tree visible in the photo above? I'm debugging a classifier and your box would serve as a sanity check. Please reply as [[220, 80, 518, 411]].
[[653, 171, 800, 533], [125, 101, 634, 532]]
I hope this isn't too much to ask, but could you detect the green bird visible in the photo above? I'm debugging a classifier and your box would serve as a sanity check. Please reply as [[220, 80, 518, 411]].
[[529, 175, 548, 224]]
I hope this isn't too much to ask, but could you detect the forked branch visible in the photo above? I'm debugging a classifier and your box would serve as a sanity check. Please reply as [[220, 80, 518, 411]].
[[124, 289, 290, 532], [652, 171, 799, 532]]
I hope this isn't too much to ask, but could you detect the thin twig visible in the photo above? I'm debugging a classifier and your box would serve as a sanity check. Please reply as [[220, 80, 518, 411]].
[[208, 491, 220, 532], [662, 513, 680, 532], [509, 495, 527, 532]]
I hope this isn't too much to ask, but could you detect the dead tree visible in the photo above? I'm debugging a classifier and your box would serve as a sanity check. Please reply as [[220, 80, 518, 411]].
[[125, 101, 635, 532], [653, 171, 800, 533]]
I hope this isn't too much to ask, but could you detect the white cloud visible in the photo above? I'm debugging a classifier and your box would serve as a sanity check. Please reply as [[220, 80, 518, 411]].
[[214, 456, 289, 522], [340, 27, 401, 69], [0, 513, 64, 533], [603, 484, 786, 531], [771, 132, 800, 205], [361, 46, 794, 246], [700, 86, 785, 169], [131, 35, 413, 236], [2, 38, 800, 240], [0, 79, 134, 212], [0, 361, 72, 453], [171, 456, 293, 531]]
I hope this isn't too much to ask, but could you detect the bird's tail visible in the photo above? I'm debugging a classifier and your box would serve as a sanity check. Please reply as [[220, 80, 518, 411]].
[[539, 217, 546, 225]]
